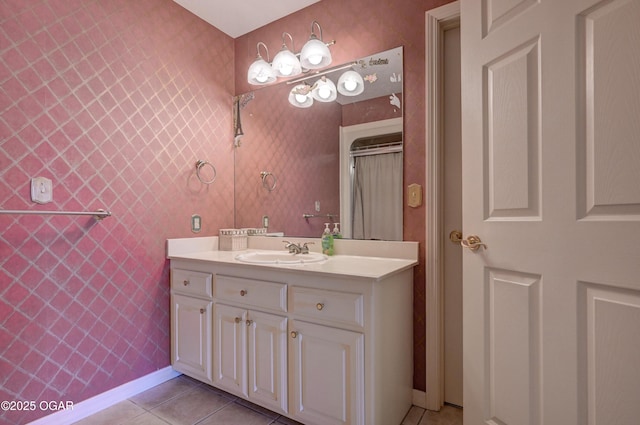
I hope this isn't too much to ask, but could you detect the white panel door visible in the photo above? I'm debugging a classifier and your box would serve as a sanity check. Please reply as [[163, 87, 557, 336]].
[[461, 0, 640, 424], [171, 294, 212, 383], [289, 320, 364, 425], [213, 303, 247, 397]]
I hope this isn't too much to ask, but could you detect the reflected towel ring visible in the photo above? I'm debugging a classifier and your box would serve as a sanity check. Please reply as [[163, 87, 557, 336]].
[[260, 171, 277, 192], [196, 160, 217, 185]]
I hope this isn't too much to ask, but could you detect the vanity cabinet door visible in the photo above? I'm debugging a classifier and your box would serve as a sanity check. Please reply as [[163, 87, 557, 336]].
[[213, 303, 247, 397], [247, 310, 288, 414], [213, 304, 288, 414], [171, 294, 212, 384], [289, 320, 365, 425]]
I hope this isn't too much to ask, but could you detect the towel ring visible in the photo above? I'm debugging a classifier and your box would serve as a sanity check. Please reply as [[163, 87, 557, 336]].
[[195, 160, 216, 185], [260, 171, 277, 192]]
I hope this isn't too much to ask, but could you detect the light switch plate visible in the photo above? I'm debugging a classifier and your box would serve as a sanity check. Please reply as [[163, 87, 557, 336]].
[[407, 183, 422, 208], [31, 177, 53, 204]]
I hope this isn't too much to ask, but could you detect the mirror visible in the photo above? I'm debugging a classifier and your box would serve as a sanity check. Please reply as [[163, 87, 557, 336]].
[[234, 46, 403, 239]]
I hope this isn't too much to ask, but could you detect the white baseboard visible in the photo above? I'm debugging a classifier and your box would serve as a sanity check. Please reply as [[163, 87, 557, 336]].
[[29, 366, 181, 425], [412, 389, 428, 409]]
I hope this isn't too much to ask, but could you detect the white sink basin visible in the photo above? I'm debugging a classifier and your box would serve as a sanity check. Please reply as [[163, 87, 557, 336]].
[[235, 251, 328, 265]]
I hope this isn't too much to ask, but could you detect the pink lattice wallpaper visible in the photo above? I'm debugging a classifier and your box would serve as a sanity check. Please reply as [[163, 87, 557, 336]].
[[2, 1, 456, 422], [0, 1, 234, 423]]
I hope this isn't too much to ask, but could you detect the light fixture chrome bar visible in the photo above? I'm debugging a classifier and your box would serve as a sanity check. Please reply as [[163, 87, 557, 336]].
[[302, 213, 337, 220], [0, 209, 112, 220], [287, 49, 361, 86]]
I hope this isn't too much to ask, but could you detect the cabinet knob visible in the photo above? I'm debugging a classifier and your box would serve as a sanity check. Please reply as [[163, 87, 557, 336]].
[[246, 320, 253, 326], [234, 317, 242, 323], [240, 290, 248, 296], [316, 302, 325, 311], [290, 331, 298, 339], [183, 280, 189, 286], [199, 308, 205, 314]]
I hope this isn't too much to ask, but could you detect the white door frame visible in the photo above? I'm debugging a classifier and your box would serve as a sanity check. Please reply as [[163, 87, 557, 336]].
[[424, 1, 460, 411]]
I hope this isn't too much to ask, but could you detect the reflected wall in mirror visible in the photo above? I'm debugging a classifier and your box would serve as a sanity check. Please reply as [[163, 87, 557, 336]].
[[234, 47, 403, 239]]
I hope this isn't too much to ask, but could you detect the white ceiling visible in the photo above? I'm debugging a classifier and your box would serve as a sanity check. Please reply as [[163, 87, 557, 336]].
[[172, 0, 321, 38]]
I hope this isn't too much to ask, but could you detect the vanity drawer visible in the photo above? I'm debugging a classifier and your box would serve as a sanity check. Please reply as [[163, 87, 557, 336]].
[[214, 275, 287, 312], [171, 269, 213, 299], [290, 287, 364, 329]]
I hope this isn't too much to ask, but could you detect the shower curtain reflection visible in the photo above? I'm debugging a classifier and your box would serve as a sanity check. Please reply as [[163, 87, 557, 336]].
[[352, 152, 403, 240]]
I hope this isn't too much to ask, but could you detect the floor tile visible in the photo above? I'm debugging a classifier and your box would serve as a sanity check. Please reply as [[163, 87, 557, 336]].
[[129, 376, 202, 410], [234, 398, 281, 419], [72, 400, 146, 425], [272, 415, 304, 425], [74, 376, 463, 425], [150, 386, 232, 425], [197, 402, 275, 425], [402, 405, 426, 425], [418, 404, 463, 425], [121, 412, 173, 425]]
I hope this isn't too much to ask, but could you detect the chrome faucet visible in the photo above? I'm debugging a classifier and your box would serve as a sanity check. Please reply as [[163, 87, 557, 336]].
[[283, 241, 314, 254]]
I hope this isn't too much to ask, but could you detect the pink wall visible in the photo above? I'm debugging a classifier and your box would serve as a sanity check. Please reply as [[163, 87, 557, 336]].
[[0, 1, 234, 423], [235, 0, 456, 390]]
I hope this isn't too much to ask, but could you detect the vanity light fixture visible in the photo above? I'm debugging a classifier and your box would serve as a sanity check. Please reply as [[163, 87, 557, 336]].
[[299, 21, 332, 69], [247, 42, 276, 85], [337, 70, 365, 96], [285, 60, 367, 108], [272, 33, 302, 78], [248, 21, 334, 86], [311, 76, 337, 102]]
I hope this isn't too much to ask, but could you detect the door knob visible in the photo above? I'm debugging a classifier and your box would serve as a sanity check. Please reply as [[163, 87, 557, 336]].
[[461, 235, 487, 252]]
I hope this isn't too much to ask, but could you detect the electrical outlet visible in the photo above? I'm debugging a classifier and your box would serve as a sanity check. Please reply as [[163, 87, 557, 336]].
[[262, 215, 269, 228], [191, 214, 202, 233]]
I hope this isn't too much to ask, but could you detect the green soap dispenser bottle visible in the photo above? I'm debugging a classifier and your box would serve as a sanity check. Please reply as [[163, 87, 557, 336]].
[[322, 223, 334, 256]]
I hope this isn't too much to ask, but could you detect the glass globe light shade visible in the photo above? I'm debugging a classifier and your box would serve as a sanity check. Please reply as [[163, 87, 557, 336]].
[[288, 84, 314, 108], [272, 48, 302, 77], [247, 57, 276, 85], [311, 77, 337, 102], [337, 70, 364, 96], [300, 37, 332, 69]]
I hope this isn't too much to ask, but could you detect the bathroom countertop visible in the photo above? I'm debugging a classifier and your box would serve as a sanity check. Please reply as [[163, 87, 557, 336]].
[[168, 249, 417, 280], [167, 237, 418, 281]]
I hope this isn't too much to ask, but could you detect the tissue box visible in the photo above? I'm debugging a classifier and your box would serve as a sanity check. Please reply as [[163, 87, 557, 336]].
[[219, 228, 248, 251]]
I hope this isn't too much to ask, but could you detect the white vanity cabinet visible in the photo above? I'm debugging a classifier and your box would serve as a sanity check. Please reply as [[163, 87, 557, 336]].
[[213, 275, 288, 414], [289, 319, 364, 425], [170, 269, 213, 384], [168, 249, 415, 425], [289, 286, 365, 425]]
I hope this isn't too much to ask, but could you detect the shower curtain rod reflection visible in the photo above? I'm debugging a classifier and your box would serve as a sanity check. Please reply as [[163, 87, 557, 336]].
[[0, 209, 112, 220]]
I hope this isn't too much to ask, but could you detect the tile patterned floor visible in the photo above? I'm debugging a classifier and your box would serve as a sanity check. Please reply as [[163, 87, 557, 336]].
[[73, 376, 463, 425]]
